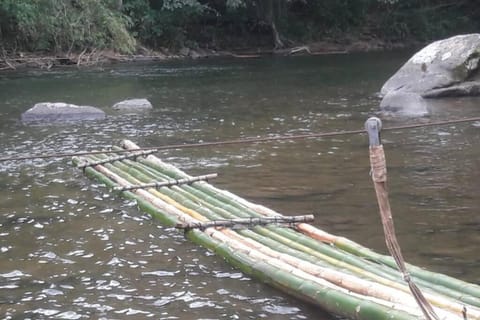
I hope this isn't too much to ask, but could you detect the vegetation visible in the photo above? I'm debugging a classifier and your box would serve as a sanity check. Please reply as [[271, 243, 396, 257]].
[[1, 0, 479, 55], [0, 0, 135, 53]]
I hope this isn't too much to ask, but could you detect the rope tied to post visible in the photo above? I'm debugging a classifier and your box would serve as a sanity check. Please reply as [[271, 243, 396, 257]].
[[369, 145, 387, 183]]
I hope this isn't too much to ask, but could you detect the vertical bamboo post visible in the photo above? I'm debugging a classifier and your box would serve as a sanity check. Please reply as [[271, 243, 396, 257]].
[[365, 117, 439, 320]]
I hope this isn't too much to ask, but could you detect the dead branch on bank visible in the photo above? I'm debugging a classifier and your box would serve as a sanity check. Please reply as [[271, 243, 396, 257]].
[[0, 47, 180, 71]]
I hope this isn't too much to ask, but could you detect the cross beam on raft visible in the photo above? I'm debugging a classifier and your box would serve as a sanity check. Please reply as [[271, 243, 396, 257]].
[[77, 149, 157, 168], [175, 215, 315, 231]]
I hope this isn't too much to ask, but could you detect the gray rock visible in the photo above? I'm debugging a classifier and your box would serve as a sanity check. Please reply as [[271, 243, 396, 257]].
[[112, 98, 153, 111], [380, 92, 428, 116], [381, 34, 480, 97], [21, 102, 105, 122]]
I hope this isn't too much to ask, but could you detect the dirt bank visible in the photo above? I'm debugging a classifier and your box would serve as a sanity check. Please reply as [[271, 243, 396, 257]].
[[0, 39, 419, 72]]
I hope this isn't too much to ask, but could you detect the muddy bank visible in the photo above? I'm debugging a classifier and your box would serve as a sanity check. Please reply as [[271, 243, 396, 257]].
[[0, 39, 419, 72]]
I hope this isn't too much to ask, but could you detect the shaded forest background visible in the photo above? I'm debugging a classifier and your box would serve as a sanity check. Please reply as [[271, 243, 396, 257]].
[[1, 0, 479, 55]]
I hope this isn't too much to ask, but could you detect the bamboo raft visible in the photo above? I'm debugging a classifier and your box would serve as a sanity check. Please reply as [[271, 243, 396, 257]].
[[73, 139, 480, 320]]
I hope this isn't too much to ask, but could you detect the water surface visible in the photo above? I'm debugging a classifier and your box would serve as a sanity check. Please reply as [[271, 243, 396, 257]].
[[0, 53, 479, 319]]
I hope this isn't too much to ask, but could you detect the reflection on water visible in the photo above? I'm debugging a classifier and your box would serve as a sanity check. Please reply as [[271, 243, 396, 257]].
[[0, 53, 479, 319]]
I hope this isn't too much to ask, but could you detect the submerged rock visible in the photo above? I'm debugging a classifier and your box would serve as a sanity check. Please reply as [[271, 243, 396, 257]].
[[112, 98, 153, 111], [379, 92, 428, 116], [380, 34, 480, 114], [21, 102, 105, 122]]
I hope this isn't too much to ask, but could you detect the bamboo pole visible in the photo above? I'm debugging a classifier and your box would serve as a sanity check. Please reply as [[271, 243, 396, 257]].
[[222, 228, 464, 320], [129, 149, 480, 308], [114, 173, 218, 191], [115, 150, 426, 282], [95, 152, 426, 312], [118, 142, 478, 306], [75, 155, 423, 320], [113, 141, 480, 318], [242, 198, 480, 307], [88, 151, 480, 319], [83, 154, 425, 313], [72, 156, 178, 227]]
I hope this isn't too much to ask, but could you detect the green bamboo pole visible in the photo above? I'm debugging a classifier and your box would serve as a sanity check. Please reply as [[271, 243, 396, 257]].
[[206, 226, 435, 318], [87, 152, 480, 318], [195, 230, 420, 320], [112, 145, 480, 308], [132, 153, 480, 304], [72, 156, 178, 226], [239, 197, 480, 308], [271, 225, 480, 308], [237, 227, 478, 317], [298, 227, 480, 302], [232, 201, 480, 307], [84, 153, 445, 317], [220, 229, 466, 319], [116, 152, 436, 283], [107, 152, 478, 318], [93, 146, 480, 318], [74, 155, 422, 320], [334, 236, 480, 298], [105, 154, 401, 278]]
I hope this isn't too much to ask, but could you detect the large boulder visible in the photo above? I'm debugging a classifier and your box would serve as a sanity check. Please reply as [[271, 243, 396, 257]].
[[21, 102, 105, 122], [380, 34, 480, 114], [112, 98, 153, 111]]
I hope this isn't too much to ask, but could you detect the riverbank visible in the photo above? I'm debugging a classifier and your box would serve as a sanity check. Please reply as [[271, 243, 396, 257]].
[[0, 38, 420, 72]]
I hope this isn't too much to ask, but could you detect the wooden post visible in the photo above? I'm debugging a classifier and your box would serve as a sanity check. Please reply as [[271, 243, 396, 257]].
[[365, 117, 439, 320]]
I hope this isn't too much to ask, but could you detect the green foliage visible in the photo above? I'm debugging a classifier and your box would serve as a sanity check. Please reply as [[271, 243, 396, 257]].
[[0, 0, 135, 53], [376, 1, 479, 41], [123, 0, 206, 48], [1, 0, 480, 54], [282, 0, 372, 40]]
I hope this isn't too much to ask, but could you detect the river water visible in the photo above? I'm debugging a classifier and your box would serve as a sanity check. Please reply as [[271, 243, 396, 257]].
[[0, 53, 479, 319]]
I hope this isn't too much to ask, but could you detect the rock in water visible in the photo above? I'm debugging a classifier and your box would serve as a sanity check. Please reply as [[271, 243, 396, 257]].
[[380, 34, 480, 114], [112, 98, 153, 111], [379, 92, 428, 116], [21, 102, 105, 122]]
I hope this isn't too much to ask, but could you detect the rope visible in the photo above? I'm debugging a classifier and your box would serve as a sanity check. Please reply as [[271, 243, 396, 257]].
[[1, 116, 479, 163]]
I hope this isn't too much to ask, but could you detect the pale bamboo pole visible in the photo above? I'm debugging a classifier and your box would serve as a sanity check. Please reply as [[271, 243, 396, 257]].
[[119, 140, 480, 313], [107, 153, 405, 280], [207, 227, 465, 319], [97, 150, 480, 319], [219, 228, 462, 320], [129, 147, 480, 314], [86, 151, 464, 319], [76, 154, 421, 320], [115, 141, 480, 318], [228, 191, 480, 315], [84, 153, 432, 314]]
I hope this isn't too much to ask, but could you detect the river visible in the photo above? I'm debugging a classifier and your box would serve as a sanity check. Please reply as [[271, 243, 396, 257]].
[[0, 53, 479, 319]]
